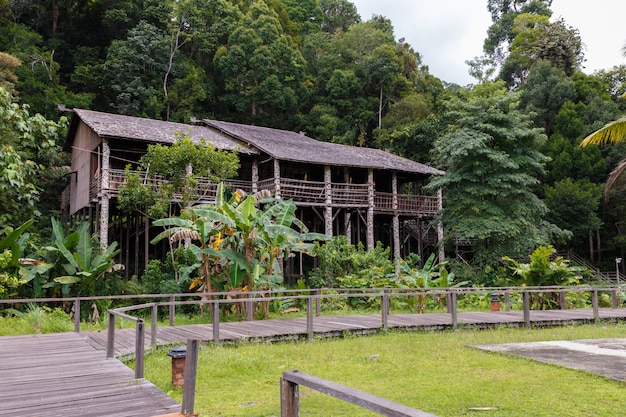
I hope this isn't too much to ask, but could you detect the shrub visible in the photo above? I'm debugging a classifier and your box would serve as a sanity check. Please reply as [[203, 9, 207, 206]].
[[307, 236, 393, 288]]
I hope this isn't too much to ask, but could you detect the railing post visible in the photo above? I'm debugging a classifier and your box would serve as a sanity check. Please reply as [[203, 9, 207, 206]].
[[182, 339, 199, 416], [315, 289, 321, 317], [612, 288, 619, 309], [107, 312, 116, 358], [169, 294, 175, 326], [212, 301, 220, 343], [559, 290, 566, 310], [135, 320, 145, 379], [280, 376, 299, 417], [151, 303, 158, 348], [523, 291, 531, 329], [73, 299, 81, 332], [450, 291, 458, 330], [246, 294, 254, 322], [307, 296, 314, 340], [504, 292, 511, 312], [592, 289, 599, 320], [381, 290, 389, 331]]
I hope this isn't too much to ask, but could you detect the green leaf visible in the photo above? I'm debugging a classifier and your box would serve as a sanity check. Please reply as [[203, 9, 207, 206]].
[[0, 219, 34, 252], [53, 276, 82, 284]]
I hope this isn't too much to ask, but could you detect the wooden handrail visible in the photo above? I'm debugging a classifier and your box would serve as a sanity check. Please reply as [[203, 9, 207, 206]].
[[88, 169, 440, 213], [280, 370, 438, 417]]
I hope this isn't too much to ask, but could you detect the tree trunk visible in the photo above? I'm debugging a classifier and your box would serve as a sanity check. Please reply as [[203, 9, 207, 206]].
[[596, 229, 602, 263], [52, 0, 59, 37], [378, 84, 383, 129]]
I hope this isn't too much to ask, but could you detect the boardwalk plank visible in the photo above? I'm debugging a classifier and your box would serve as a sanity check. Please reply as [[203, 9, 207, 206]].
[[3, 307, 626, 416], [0, 333, 179, 417]]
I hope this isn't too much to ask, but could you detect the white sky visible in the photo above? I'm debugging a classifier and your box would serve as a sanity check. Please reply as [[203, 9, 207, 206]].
[[350, 0, 626, 86]]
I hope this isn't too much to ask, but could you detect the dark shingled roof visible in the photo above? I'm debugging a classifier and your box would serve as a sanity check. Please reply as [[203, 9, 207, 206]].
[[203, 119, 444, 175], [65, 109, 257, 154]]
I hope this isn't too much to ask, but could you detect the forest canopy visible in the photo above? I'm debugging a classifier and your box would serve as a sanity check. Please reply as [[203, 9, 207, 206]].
[[1, 0, 625, 275]]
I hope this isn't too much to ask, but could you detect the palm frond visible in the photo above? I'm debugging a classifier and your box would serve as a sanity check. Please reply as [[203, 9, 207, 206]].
[[605, 156, 626, 200], [581, 116, 626, 146], [169, 229, 201, 243]]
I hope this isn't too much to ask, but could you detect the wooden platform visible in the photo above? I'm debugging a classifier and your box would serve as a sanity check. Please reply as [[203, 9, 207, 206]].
[[3, 307, 626, 417], [83, 307, 626, 358], [0, 332, 180, 417]]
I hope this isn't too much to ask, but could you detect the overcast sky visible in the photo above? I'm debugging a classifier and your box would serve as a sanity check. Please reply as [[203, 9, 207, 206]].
[[350, 0, 626, 86]]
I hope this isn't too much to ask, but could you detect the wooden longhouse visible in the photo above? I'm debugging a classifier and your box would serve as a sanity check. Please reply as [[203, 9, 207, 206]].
[[62, 109, 444, 279]]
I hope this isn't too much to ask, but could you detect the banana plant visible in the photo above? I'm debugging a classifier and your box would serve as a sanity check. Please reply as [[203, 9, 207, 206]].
[[396, 253, 467, 313], [33, 218, 121, 297], [152, 183, 328, 297]]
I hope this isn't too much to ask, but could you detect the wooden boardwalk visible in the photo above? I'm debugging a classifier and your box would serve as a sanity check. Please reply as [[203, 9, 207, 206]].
[[3, 307, 626, 417], [84, 307, 626, 358], [0, 332, 180, 417]]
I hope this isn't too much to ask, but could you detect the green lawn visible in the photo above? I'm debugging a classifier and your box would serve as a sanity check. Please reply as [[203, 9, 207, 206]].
[[141, 323, 626, 417]]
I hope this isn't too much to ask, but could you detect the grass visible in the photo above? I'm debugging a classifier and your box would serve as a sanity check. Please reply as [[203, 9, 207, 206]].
[[140, 323, 626, 417]]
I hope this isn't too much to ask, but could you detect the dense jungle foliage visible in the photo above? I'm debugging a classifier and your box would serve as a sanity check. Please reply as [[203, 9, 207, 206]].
[[1, 0, 625, 300]]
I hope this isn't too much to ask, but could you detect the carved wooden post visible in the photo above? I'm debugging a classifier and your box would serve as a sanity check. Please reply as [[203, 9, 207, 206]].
[[252, 158, 259, 193], [324, 165, 333, 237], [392, 172, 400, 261], [436, 188, 445, 264], [274, 159, 281, 199], [99, 140, 110, 249], [344, 167, 352, 243], [367, 169, 374, 251]]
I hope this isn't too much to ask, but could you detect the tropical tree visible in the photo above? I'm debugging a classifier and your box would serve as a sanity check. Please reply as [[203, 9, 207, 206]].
[[0, 87, 68, 235], [502, 14, 583, 86], [482, 0, 553, 68], [213, 1, 309, 127], [427, 81, 566, 265], [581, 116, 626, 199]]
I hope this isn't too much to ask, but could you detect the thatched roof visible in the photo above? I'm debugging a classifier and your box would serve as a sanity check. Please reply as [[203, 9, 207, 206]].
[[64, 108, 442, 175], [64, 109, 257, 154], [203, 119, 444, 175]]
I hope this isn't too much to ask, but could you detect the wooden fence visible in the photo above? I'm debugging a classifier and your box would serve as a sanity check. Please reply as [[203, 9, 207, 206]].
[[2, 285, 624, 417], [96, 285, 625, 379], [280, 370, 438, 417]]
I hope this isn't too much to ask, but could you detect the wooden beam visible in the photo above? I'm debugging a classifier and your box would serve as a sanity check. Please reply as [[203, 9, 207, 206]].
[[367, 169, 374, 250], [324, 165, 333, 236], [99, 139, 110, 249], [392, 173, 400, 260], [274, 159, 281, 199], [281, 370, 438, 417]]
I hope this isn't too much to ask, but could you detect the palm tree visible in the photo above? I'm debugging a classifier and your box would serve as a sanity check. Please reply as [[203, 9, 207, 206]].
[[581, 116, 626, 199], [580, 42, 626, 198]]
